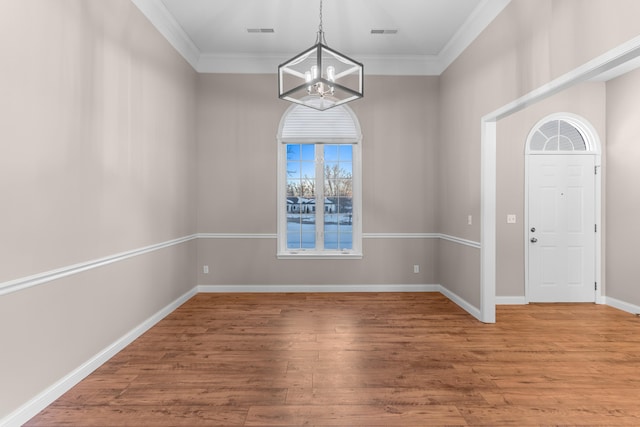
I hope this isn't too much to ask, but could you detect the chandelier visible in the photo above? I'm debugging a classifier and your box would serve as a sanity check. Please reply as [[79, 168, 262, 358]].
[[278, 0, 364, 111]]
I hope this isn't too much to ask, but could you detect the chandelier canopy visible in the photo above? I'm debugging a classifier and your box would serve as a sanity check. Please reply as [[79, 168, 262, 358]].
[[278, 0, 364, 111]]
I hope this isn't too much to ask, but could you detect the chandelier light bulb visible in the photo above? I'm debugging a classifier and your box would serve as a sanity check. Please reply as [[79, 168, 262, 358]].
[[327, 66, 335, 82]]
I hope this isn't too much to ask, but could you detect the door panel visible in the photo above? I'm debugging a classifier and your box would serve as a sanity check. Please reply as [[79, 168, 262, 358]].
[[528, 155, 595, 302]]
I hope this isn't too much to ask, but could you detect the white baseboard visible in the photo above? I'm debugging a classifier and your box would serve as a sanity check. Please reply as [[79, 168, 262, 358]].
[[1, 287, 198, 427], [197, 284, 484, 322], [436, 286, 482, 321], [493, 295, 640, 314], [197, 284, 440, 293], [198, 284, 483, 321], [495, 296, 527, 305], [605, 296, 640, 316]]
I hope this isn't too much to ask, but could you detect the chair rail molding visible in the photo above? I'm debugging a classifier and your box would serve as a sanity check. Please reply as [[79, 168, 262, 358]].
[[0, 235, 198, 297]]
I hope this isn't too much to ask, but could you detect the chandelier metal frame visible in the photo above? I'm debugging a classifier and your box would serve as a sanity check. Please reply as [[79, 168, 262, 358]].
[[278, 0, 364, 111]]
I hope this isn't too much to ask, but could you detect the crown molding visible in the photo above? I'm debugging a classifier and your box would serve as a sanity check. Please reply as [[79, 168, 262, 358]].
[[197, 53, 443, 76], [131, 0, 511, 76], [437, 0, 511, 73], [131, 0, 201, 69], [197, 53, 287, 75]]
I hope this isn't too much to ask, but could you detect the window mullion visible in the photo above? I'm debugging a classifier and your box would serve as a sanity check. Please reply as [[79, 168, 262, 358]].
[[315, 144, 325, 251]]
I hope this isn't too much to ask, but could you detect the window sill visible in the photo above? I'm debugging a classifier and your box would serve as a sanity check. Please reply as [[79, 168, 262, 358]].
[[277, 251, 363, 260]]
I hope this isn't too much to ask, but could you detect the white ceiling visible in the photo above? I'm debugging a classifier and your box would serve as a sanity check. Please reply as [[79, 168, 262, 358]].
[[132, 0, 511, 75]]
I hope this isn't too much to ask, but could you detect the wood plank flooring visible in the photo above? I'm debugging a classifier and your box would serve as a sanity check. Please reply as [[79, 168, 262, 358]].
[[26, 293, 640, 426]]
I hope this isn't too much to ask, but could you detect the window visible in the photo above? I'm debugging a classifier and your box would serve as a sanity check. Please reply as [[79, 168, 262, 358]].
[[277, 103, 362, 258], [527, 115, 599, 153]]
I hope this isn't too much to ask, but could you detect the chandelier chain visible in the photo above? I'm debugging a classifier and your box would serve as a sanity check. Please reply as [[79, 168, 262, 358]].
[[319, 0, 323, 34], [316, 0, 327, 45]]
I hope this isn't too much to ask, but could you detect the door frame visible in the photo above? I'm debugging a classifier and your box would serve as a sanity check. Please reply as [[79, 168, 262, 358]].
[[523, 113, 603, 304]]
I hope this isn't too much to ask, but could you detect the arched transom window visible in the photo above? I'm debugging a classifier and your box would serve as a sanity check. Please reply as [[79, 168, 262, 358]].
[[527, 114, 600, 154]]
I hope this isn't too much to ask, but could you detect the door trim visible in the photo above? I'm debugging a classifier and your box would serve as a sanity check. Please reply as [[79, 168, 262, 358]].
[[523, 113, 602, 304]]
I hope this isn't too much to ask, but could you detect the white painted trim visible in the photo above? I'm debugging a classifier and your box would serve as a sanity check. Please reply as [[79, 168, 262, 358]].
[[199, 53, 446, 76], [591, 55, 640, 82], [365, 233, 482, 248], [0, 232, 479, 298], [348, 55, 443, 76], [438, 0, 511, 73], [605, 296, 640, 316], [198, 284, 483, 322], [197, 53, 285, 74], [197, 233, 481, 249], [481, 35, 640, 324], [486, 35, 640, 122], [130, 0, 511, 76], [363, 232, 437, 239], [0, 235, 198, 297], [523, 152, 531, 304], [480, 120, 497, 323], [276, 253, 363, 260], [594, 156, 604, 305], [197, 233, 277, 239], [437, 234, 482, 249], [198, 284, 440, 293], [130, 0, 200, 69], [495, 296, 527, 305], [0, 287, 198, 427], [438, 286, 482, 321]]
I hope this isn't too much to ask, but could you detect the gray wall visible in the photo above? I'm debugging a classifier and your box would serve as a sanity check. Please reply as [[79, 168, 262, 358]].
[[196, 74, 440, 286], [605, 67, 640, 307], [0, 0, 198, 419], [438, 0, 640, 309]]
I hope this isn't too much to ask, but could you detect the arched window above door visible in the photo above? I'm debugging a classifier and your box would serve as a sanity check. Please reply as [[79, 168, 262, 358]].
[[526, 113, 600, 154]]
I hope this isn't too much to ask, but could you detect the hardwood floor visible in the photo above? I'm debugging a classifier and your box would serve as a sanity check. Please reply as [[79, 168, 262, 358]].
[[26, 293, 640, 426]]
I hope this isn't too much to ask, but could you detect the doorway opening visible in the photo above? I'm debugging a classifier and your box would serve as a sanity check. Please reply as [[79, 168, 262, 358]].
[[524, 113, 602, 303]]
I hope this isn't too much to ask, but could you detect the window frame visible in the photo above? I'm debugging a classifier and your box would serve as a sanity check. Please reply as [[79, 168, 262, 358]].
[[276, 106, 362, 259]]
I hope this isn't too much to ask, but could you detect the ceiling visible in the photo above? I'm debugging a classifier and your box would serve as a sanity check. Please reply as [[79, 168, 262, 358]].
[[132, 0, 511, 75]]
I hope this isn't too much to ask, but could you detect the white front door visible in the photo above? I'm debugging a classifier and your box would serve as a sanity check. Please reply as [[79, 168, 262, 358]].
[[527, 154, 596, 302]]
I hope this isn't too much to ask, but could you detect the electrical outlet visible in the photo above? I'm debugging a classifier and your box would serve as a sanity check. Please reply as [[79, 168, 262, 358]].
[[507, 214, 517, 224], [203, 265, 209, 274], [413, 265, 420, 274]]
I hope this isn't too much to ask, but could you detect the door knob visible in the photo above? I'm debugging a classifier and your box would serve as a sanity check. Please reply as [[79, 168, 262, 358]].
[[530, 237, 538, 243]]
